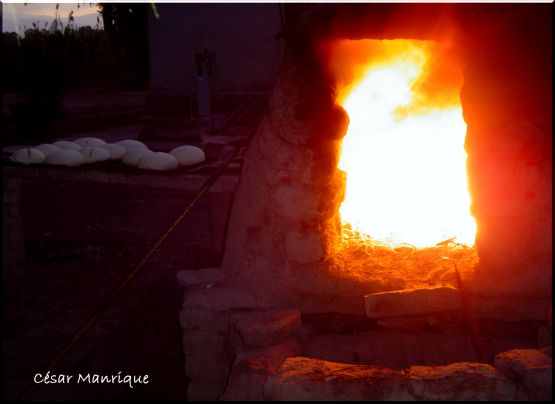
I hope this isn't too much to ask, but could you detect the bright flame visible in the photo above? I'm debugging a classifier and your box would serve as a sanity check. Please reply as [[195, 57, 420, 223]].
[[333, 39, 476, 248]]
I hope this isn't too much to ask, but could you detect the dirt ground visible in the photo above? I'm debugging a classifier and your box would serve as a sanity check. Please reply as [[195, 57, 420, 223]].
[[3, 178, 221, 400]]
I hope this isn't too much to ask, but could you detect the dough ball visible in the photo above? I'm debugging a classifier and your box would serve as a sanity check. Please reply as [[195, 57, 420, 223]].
[[137, 152, 179, 171], [53, 140, 82, 151], [44, 150, 86, 167], [115, 139, 148, 151], [169, 145, 206, 166], [74, 137, 107, 147], [10, 147, 45, 165], [35, 144, 62, 156], [100, 143, 126, 160], [122, 148, 154, 166], [81, 146, 111, 164]]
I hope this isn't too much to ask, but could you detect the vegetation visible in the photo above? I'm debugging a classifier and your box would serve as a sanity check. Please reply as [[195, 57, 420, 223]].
[[3, 3, 149, 141]]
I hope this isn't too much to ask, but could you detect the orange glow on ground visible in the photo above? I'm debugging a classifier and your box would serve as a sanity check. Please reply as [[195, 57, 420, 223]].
[[330, 39, 476, 248]]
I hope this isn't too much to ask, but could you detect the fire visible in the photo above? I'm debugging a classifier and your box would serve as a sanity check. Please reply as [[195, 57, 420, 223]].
[[328, 39, 476, 248]]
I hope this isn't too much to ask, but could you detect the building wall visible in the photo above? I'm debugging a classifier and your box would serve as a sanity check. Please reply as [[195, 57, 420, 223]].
[[148, 3, 284, 96]]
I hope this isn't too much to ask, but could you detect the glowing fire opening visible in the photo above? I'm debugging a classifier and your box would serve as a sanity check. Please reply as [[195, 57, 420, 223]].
[[334, 39, 477, 248]]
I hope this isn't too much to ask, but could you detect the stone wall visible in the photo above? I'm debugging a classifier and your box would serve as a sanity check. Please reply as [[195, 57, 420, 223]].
[[459, 8, 552, 299], [178, 269, 551, 400]]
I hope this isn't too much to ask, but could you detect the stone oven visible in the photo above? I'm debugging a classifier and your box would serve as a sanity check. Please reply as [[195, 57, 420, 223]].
[[178, 4, 551, 401]]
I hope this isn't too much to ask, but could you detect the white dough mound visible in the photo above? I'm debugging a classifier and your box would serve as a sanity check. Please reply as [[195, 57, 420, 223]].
[[169, 145, 205, 166], [81, 146, 111, 164], [44, 150, 86, 167], [53, 140, 82, 151], [100, 143, 126, 160], [122, 148, 154, 166], [115, 139, 148, 151], [10, 148, 45, 165], [74, 137, 107, 147], [35, 144, 62, 156], [137, 152, 179, 171]]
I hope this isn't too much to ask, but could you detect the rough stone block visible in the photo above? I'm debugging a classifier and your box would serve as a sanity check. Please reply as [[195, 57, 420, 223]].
[[176, 267, 227, 287], [409, 362, 515, 400], [233, 309, 301, 348], [221, 338, 300, 400], [494, 348, 552, 388], [365, 286, 462, 319], [264, 357, 413, 400]]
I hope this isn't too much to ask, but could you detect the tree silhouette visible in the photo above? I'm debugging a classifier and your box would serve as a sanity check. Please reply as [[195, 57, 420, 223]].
[[97, 3, 149, 89]]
